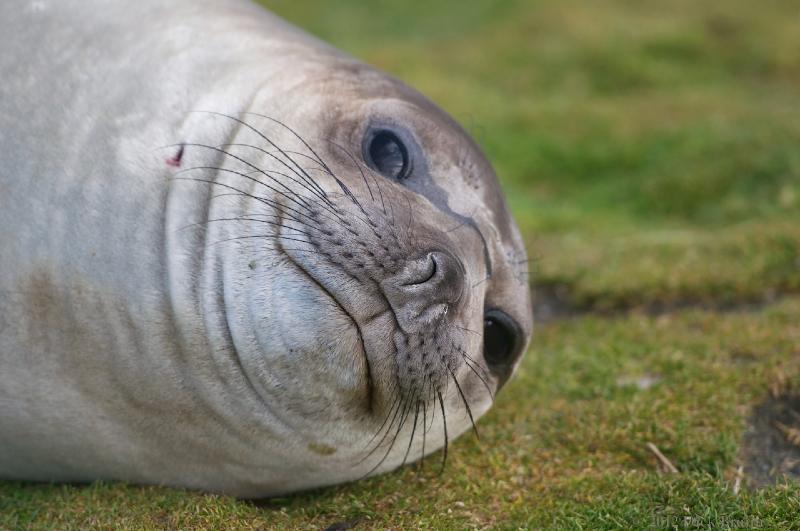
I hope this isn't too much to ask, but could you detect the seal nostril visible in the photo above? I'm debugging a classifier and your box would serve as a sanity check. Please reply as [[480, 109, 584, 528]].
[[402, 253, 437, 287], [383, 251, 466, 330], [423, 253, 438, 283]]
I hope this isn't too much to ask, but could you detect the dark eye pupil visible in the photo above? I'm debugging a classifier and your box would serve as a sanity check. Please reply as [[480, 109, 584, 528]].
[[368, 131, 409, 180], [483, 315, 515, 366]]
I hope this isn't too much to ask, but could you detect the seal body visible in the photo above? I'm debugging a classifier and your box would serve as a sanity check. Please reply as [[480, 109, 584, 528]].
[[0, 0, 532, 497]]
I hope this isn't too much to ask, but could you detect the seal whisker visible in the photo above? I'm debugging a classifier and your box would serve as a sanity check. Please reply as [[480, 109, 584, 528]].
[[419, 399, 427, 472], [360, 388, 416, 479], [458, 347, 493, 382], [171, 142, 318, 210], [388, 191, 398, 228], [365, 395, 401, 446], [222, 144, 329, 177], [191, 111, 332, 204], [179, 217, 315, 239], [176, 147, 342, 225], [447, 365, 479, 440], [240, 112, 338, 182], [180, 212, 339, 248], [426, 377, 436, 432], [333, 175, 370, 222], [454, 325, 482, 338], [172, 173, 322, 229], [357, 158, 388, 216], [401, 399, 421, 467], [461, 358, 495, 401], [204, 191, 321, 231], [404, 195, 414, 238], [363, 385, 410, 459], [444, 207, 479, 234], [325, 139, 377, 207], [358, 399, 404, 466], [209, 191, 269, 203], [471, 275, 491, 289], [171, 173, 338, 237], [358, 394, 403, 460], [295, 139, 376, 223], [436, 390, 449, 474], [456, 347, 495, 396], [230, 114, 370, 235], [207, 234, 317, 249], [215, 142, 332, 206]]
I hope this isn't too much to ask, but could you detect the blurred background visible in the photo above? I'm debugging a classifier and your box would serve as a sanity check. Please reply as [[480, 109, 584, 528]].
[[266, 0, 800, 316]]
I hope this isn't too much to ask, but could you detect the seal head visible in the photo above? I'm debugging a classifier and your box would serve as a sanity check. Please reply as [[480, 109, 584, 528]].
[[169, 49, 533, 490]]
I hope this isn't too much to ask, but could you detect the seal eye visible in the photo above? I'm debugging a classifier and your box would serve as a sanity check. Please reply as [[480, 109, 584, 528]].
[[366, 130, 410, 180], [483, 310, 520, 368]]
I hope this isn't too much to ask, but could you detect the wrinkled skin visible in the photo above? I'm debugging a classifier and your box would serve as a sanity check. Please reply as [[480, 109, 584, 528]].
[[0, 0, 532, 497]]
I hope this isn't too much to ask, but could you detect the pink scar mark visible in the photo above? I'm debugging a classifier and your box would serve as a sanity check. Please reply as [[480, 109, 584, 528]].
[[166, 144, 184, 167]]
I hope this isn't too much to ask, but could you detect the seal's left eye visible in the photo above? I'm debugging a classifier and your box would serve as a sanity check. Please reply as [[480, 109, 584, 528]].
[[366, 130, 410, 180], [483, 309, 521, 368]]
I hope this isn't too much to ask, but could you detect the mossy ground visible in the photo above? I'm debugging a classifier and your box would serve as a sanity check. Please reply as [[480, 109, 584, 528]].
[[3, 0, 799, 528]]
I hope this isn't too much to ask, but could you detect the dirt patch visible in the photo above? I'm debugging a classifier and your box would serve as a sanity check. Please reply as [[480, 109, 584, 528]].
[[532, 284, 577, 323], [741, 394, 800, 486], [532, 283, 788, 324]]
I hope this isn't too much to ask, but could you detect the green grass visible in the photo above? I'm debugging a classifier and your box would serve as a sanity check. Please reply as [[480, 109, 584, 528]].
[[532, 219, 800, 312], [3, 0, 800, 528], [4, 300, 800, 528]]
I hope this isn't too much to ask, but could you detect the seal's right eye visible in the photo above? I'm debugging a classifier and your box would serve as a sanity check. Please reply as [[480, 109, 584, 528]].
[[365, 130, 410, 180]]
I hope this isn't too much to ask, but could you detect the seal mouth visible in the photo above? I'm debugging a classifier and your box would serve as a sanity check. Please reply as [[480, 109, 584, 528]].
[[277, 240, 376, 413]]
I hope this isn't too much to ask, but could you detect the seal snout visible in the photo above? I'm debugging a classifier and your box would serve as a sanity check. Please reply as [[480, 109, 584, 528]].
[[382, 251, 465, 331]]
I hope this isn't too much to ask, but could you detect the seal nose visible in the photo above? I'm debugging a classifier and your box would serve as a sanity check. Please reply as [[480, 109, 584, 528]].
[[382, 251, 465, 330]]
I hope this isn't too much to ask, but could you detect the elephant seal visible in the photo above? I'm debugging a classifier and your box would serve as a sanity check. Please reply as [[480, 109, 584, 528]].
[[0, 0, 532, 497]]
